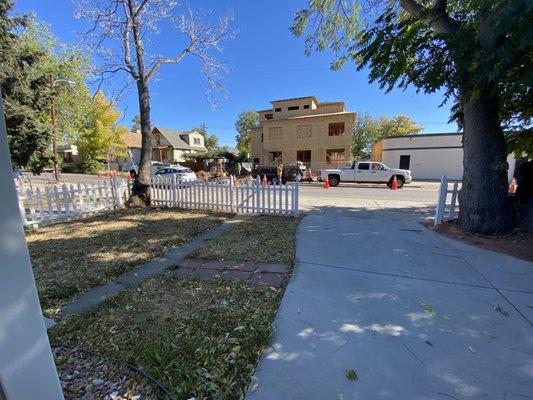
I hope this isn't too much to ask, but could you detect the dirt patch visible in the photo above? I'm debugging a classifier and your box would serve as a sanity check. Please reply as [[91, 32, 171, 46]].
[[431, 220, 533, 262], [26, 208, 227, 316]]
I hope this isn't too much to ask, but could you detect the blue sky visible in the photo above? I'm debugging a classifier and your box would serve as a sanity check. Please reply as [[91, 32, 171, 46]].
[[14, 0, 458, 147]]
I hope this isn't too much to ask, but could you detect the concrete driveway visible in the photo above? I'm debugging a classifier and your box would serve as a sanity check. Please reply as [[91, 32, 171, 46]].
[[247, 209, 533, 400]]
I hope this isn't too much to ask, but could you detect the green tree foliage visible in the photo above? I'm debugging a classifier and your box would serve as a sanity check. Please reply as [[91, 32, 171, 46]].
[[0, 1, 51, 171], [352, 113, 422, 159], [131, 114, 141, 132], [0, 1, 90, 173], [506, 129, 533, 157], [292, 0, 532, 233], [352, 113, 379, 159], [235, 110, 260, 154], [378, 115, 423, 138], [76, 92, 126, 173]]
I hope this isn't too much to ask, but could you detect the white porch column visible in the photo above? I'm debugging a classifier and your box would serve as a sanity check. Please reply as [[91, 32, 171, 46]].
[[0, 93, 64, 399]]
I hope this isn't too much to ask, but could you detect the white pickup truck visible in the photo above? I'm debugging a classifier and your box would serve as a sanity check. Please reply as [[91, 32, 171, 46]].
[[317, 161, 412, 188]]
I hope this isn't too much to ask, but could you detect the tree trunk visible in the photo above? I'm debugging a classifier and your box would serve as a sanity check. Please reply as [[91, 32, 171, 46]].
[[130, 78, 152, 206], [459, 88, 516, 234]]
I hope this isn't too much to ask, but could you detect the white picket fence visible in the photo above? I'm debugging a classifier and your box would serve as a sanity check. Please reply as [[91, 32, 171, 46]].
[[434, 175, 461, 225], [18, 178, 128, 227], [148, 176, 299, 216]]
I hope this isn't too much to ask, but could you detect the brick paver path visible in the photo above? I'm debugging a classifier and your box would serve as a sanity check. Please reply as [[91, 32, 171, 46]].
[[173, 259, 289, 288]]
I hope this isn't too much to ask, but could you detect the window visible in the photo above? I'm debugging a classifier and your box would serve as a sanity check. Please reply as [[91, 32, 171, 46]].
[[155, 134, 161, 145], [288, 105, 299, 111], [372, 163, 385, 171], [265, 113, 273, 120], [296, 125, 312, 138], [268, 127, 283, 140], [399, 155, 411, 170], [275, 108, 281, 112], [326, 149, 346, 164], [193, 137, 201, 145], [358, 163, 370, 170], [62, 153, 73, 163], [297, 150, 311, 163], [328, 122, 345, 136], [303, 104, 310, 109]]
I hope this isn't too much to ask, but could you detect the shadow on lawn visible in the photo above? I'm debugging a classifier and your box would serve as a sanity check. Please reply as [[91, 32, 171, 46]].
[[26, 208, 226, 312]]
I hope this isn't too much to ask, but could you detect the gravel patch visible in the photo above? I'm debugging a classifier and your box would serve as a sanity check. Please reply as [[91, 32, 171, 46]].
[[53, 346, 169, 399]]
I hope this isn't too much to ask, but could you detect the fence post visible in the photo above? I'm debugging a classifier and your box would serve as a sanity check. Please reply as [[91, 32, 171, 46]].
[[27, 188, 35, 222], [229, 175, 235, 213], [172, 175, 177, 207], [294, 179, 299, 217], [113, 177, 124, 209], [18, 194, 27, 226], [434, 175, 448, 226], [448, 181, 459, 220], [62, 184, 71, 215], [256, 176, 261, 215]]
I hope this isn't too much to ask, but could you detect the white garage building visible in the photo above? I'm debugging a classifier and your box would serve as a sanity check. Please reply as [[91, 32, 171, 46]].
[[372, 133, 516, 181]]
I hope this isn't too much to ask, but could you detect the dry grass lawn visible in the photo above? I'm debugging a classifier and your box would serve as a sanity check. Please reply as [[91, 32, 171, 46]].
[[27, 208, 226, 316], [51, 272, 279, 400], [189, 215, 300, 266]]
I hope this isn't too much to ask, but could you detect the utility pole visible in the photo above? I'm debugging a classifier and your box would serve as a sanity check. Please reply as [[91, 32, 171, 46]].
[[50, 75, 59, 182]]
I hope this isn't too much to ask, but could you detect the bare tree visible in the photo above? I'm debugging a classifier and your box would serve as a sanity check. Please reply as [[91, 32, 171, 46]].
[[75, 0, 235, 205]]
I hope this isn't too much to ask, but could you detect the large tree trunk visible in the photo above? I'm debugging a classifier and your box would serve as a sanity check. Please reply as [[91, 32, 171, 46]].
[[459, 88, 516, 234], [130, 78, 152, 206]]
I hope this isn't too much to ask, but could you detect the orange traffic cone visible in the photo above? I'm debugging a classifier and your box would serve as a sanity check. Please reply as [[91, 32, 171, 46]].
[[323, 178, 330, 189], [262, 174, 268, 187], [390, 175, 398, 190], [509, 178, 517, 194]]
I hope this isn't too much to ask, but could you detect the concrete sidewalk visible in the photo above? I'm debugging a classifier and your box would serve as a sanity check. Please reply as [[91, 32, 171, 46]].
[[247, 209, 533, 399]]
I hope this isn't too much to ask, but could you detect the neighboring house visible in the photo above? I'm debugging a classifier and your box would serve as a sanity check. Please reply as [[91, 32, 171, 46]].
[[57, 144, 80, 168], [250, 96, 356, 171], [151, 127, 207, 163], [371, 133, 516, 181], [121, 130, 142, 167]]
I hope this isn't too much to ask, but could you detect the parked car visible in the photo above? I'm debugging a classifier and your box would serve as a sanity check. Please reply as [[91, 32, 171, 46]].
[[154, 166, 197, 182], [317, 161, 412, 188], [128, 161, 165, 178]]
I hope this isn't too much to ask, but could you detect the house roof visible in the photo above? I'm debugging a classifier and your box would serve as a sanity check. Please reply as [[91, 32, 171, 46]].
[[153, 127, 206, 150], [122, 131, 142, 149], [383, 132, 462, 140], [271, 96, 317, 104]]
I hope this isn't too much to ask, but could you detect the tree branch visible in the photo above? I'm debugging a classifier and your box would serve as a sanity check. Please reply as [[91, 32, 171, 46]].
[[135, 0, 150, 16], [146, 47, 190, 81], [122, 2, 139, 80], [399, 0, 461, 36]]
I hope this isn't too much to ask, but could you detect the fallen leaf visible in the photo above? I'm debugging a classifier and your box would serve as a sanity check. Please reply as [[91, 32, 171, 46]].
[[493, 305, 509, 317], [468, 346, 477, 354], [421, 303, 437, 316], [425, 341, 433, 346], [345, 369, 358, 381], [250, 376, 260, 392]]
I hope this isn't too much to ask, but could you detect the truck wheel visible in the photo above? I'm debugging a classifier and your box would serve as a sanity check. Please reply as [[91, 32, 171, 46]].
[[328, 175, 340, 187]]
